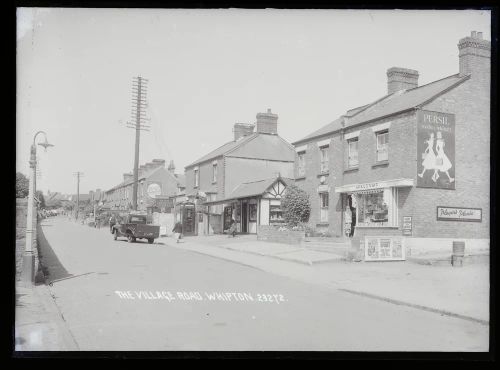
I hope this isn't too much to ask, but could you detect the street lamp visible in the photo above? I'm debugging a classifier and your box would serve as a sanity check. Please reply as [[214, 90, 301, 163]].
[[22, 131, 54, 286]]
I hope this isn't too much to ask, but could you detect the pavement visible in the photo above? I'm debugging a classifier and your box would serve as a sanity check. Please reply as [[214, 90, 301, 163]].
[[158, 233, 490, 324], [13, 217, 490, 351]]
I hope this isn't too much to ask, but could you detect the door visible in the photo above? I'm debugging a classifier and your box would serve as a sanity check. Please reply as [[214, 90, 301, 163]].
[[223, 206, 233, 231], [182, 205, 195, 236], [241, 202, 248, 233]]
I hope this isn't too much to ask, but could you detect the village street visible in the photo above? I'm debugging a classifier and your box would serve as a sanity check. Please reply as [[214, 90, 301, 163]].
[[15, 216, 488, 352]]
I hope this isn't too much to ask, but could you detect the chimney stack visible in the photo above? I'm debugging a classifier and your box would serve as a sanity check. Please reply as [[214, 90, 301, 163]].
[[256, 109, 278, 134], [233, 123, 255, 141], [458, 31, 490, 77], [123, 173, 133, 182], [387, 67, 419, 94], [152, 159, 166, 169], [138, 164, 146, 177], [167, 160, 176, 174]]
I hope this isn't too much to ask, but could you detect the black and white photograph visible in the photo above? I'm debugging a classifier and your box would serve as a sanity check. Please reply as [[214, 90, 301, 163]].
[[15, 7, 492, 355]]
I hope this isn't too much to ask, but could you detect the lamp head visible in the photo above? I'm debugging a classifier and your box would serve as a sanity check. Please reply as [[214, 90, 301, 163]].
[[38, 137, 54, 152]]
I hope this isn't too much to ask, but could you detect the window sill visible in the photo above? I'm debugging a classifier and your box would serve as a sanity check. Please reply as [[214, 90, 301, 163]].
[[316, 223, 329, 226], [344, 167, 359, 173], [317, 172, 329, 177], [295, 176, 306, 181], [372, 161, 389, 168], [211, 182, 217, 185]]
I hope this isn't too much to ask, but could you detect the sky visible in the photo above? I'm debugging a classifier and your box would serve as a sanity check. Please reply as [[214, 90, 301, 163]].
[[16, 8, 491, 195]]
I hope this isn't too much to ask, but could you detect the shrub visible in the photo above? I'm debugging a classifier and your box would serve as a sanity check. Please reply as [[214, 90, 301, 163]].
[[281, 184, 311, 228]]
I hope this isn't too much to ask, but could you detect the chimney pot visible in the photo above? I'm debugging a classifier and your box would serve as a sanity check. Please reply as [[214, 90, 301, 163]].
[[477, 32, 483, 39], [471, 31, 477, 38]]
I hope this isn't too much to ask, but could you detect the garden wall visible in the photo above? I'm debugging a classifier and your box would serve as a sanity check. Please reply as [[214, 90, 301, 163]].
[[257, 225, 305, 245]]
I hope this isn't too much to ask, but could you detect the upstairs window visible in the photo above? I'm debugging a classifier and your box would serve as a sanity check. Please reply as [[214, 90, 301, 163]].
[[297, 152, 306, 177], [212, 163, 218, 183], [376, 130, 389, 162], [348, 138, 359, 168], [194, 168, 199, 188], [319, 147, 329, 173]]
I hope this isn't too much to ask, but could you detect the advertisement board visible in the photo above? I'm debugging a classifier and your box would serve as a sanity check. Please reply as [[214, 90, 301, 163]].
[[417, 110, 455, 189]]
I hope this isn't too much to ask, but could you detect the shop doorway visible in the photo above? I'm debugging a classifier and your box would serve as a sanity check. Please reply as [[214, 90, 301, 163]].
[[241, 202, 248, 233], [348, 195, 356, 237], [344, 195, 357, 237]]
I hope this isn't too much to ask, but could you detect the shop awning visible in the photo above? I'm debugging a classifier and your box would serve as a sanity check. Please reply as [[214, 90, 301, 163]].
[[335, 178, 414, 194]]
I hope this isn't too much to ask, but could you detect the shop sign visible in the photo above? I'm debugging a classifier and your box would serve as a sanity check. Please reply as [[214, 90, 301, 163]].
[[402, 216, 412, 236], [417, 110, 455, 190], [365, 236, 405, 261], [436, 207, 482, 222]]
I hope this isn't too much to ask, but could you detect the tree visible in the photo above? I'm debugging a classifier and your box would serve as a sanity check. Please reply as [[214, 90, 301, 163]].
[[280, 184, 311, 228], [16, 172, 29, 198], [35, 190, 46, 208]]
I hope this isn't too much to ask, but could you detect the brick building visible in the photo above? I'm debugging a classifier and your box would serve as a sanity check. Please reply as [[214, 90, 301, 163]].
[[181, 109, 295, 235], [292, 31, 490, 260], [104, 159, 184, 212]]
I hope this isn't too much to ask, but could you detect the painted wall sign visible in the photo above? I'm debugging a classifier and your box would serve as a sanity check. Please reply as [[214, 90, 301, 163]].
[[146, 183, 162, 198], [436, 207, 482, 222], [402, 216, 412, 236], [417, 110, 455, 189], [364, 236, 405, 261]]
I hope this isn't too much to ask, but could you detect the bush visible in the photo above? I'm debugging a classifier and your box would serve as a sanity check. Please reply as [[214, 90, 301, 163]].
[[281, 184, 311, 228]]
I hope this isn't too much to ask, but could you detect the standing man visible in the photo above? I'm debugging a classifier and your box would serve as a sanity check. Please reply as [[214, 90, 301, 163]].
[[109, 214, 117, 234], [172, 221, 183, 243]]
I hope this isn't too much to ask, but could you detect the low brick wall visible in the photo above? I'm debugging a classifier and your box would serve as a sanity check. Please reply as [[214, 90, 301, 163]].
[[257, 225, 306, 245]]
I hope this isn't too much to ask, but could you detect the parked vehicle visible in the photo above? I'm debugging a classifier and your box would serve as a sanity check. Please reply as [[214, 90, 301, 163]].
[[112, 213, 160, 244]]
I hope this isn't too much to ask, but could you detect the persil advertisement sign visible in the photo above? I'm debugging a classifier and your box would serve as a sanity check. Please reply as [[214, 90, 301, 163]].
[[417, 110, 455, 190]]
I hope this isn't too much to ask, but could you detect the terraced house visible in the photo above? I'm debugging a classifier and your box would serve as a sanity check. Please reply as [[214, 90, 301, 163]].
[[293, 31, 490, 260], [180, 109, 295, 236]]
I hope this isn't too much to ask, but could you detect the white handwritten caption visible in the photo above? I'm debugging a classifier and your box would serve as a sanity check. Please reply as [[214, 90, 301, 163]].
[[114, 291, 287, 304]]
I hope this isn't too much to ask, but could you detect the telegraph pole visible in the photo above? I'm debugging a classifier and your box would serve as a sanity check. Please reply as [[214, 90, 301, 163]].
[[127, 76, 150, 211], [73, 171, 84, 220]]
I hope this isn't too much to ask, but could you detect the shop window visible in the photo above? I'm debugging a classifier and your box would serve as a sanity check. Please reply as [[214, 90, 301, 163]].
[[297, 152, 306, 177], [249, 203, 257, 222], [348, 138, 359, 168], [376, 130, 389, 162], [356, 188, 398, 227], [319, 192, 329, 222], [319, 146, 329, 173], [269, 204, 284, 224]]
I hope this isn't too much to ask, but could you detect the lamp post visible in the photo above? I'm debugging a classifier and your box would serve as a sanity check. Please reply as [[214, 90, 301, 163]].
[[22, 131, 54, 286]]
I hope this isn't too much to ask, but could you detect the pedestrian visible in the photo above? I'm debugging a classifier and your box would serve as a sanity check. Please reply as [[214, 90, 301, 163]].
[[109, 214, 117, 234], [227, 218, 237, 238], [172, 221, 183, 243]]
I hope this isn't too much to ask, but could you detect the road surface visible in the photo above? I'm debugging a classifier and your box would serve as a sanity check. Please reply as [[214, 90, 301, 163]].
[[32, 217, 488, 351]]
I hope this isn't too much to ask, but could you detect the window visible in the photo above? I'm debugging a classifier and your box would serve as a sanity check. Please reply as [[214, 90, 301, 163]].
[[319, 192, 329, 222], [376, 131, 389, 162], [249, 204, 257, 222], [212, 163, 218, 183], [348, 138, 359, 168], [319, 147, 329, 173], [194, 168, 199, 187], [297, 152, 306, 177], [269, 205, 284, 224], [355, 188, 398, 227]]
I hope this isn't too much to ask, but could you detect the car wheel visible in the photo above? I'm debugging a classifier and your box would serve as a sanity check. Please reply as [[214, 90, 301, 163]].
[[113, 230, 118, 240], [147, 238, 154, 244], [127, 234, 134, 243]]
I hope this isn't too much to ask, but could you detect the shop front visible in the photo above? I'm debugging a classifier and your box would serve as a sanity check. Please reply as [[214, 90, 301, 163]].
[[204, 177, 290, 235], [335, 178, 413, 261]]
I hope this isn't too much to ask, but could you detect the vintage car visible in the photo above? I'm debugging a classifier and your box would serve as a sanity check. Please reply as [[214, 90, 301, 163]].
[[112, 213, 160, 244]]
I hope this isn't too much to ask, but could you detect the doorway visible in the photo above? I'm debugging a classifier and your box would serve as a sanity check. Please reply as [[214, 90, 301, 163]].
[[241, 202, 248, 233], [182, 204, 196, 236]]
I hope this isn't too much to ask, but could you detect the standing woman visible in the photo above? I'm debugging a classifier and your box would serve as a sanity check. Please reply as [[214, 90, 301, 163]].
[[418, 132, 436, 179], [433, 131, 454, 183]]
